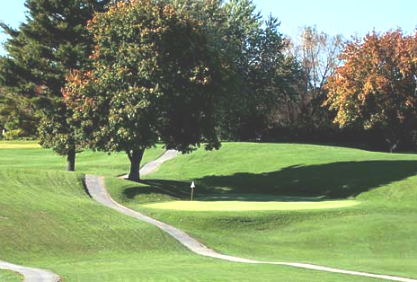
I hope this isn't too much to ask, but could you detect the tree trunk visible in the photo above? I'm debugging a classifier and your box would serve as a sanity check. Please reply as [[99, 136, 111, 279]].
[[127, 149, 145, 181], [66, 146, 76, 171]]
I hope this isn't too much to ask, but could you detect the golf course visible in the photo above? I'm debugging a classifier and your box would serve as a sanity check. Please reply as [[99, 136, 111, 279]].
[[1, 141, 417, 281]]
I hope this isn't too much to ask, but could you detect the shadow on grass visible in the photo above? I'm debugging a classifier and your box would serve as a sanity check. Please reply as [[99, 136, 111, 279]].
[[122, 160, 417, 201], [123, 180, 193, 201], [197, 160, 417, 199]]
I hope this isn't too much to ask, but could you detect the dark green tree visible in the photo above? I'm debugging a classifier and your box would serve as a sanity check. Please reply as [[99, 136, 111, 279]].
[[0, 0, 110, 170], [64, 0, 229, 181], [0, 91, 38, 140], [169, 0, 300, 141]]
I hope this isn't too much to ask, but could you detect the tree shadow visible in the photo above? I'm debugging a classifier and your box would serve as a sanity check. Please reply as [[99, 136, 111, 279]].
[[195, 160, 417, 200], [120, 161, 417, 202]]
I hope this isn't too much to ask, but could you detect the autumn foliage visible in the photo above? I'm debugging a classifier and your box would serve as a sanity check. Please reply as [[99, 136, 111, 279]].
[[326, 29, 417, 147]]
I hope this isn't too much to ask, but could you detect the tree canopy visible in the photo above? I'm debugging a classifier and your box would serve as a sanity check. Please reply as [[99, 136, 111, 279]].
[[326, 29, 417, 151], [0, 0, 110, 170], [64, 0, 229, 180]]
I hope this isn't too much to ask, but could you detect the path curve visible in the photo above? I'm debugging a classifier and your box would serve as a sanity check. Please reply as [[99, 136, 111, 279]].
[[0, 260, 60, 282], [119, 150, 179, 179], [85, 151, 417, 282]]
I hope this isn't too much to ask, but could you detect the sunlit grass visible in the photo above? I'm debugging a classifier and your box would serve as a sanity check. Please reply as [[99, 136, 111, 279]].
[[2, 142, 417, 281], [108, 142, 417, 279], [0, 140, 40, 149], [143, 199, 359, 211], [0, 165, 377, 281]]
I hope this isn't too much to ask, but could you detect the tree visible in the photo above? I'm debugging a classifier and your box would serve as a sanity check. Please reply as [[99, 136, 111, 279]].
[[218, 1, 299, 140], [281, 26, 343, 135], [290, 26, 343, 94], [0, 91, 38, 140], [162, 0, 300, 141], [0, 0, 110, 170], [326, 29, 417, 152], [64, 0, 229, 181]]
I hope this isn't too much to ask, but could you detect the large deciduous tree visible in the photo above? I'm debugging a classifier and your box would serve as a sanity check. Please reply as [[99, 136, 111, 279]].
[[219, 1, 299, 140], [171, 0, 299, 141], [326, 29, 417, 152], [290, 26, 343, 95], [64, 0, 229, 181], [275, 26, 343, 139], [0, 0, 110, 170]]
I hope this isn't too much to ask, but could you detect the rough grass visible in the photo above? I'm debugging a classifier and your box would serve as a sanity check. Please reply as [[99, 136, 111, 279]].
[[0, 143, 386, 281], [0, 269, 22, 282], [107, 142, 417, 279]]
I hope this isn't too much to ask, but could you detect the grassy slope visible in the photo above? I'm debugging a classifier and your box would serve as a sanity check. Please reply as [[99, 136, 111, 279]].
[[107, 143, 417, 279], [0, 143, 383, 281], [0, 269, 22, 282]]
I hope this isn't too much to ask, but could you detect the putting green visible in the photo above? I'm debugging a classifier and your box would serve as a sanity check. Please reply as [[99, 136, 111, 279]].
[[143, 199, 359, 211]]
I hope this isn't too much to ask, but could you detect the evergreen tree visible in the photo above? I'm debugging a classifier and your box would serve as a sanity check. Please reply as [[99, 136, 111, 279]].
[[0, 0, 110, 170]]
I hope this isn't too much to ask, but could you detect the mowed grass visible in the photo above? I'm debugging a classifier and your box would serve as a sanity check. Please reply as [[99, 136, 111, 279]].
[[0, 141, 165, 176], [107, 142, 417, 279], [0, 143, 386, 281], [0, 269, 22, 282], [143, 199, 359, 211], [0, 140, 40, 149]]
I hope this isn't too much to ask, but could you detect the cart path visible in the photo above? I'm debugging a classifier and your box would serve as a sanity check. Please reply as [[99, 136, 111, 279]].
[[119, 150, 179, 179], [84, 151, 417, 282], [0, 260, 60, 282]]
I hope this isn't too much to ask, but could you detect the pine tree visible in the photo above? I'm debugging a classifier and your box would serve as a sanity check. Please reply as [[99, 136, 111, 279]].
[[0, 0, 111, 170]]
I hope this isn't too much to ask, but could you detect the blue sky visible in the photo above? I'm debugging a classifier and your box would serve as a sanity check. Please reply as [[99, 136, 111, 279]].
[[1, 0, 416, 54]]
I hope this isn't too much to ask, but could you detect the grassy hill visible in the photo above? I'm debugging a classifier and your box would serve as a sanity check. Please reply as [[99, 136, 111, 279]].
[[107, 143, 417, 279], [0, 142, 386, 281]]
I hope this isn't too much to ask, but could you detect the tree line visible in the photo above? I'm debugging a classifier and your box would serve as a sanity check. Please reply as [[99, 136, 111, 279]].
[[1, 0, 417, 179]]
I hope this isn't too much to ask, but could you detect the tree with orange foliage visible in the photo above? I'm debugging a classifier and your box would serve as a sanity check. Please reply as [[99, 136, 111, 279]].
[[326, 29, 417, 152]]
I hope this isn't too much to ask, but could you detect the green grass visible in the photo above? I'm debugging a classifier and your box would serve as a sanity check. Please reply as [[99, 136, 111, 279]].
[[107, 142, 417, 279], [0, 143, 386, 281], [143, 199, 359, 211], [0, 141, 165, 176], [0, 269, 22, 282], [0, 140, 40, 149]]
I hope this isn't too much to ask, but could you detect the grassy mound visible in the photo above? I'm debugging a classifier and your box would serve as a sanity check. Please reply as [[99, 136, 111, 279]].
[[0, 143, 382, 281], [108, 143, 417, 279]]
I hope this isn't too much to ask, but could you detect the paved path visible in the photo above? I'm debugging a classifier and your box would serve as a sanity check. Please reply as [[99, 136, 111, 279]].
[[84, 150, 417, 282], [119, 150, 179, 179], [0, 260, 60, 282]]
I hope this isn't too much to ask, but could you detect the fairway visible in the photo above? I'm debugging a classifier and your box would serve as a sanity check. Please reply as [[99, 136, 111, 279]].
[[0, 141, 165, 176], [0, 141, 40, 149], [143, 199, 359, 211], [1, 142, 417, 281], [0, 142, 388, 281]]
